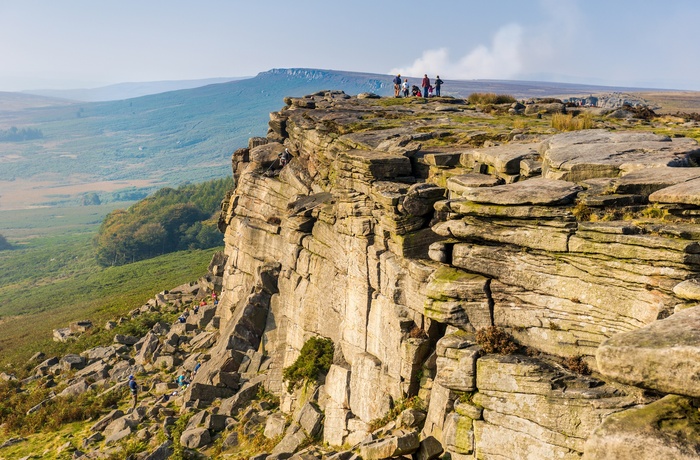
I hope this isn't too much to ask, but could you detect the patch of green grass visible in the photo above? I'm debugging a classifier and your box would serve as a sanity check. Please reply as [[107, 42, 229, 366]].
[[282, 336, 334, 392], [0, 247, 219, 368]]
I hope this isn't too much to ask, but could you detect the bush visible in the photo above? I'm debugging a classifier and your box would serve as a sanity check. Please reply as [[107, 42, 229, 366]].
[[282, 336, 334, 392], [475, 326, 519, 354], [0, 234, 12, 251], [94, 177, 232, 266], [552, 112, 593, 131], [468, 93, 516, 105], [563, 356, 591, 375]]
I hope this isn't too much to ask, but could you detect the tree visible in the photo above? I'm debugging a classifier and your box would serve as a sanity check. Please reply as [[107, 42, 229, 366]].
[[0, 234, 12, 251], [93, 177, 232, 266]]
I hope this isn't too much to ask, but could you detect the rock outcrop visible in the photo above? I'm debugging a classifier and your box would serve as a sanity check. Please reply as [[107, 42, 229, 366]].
[[7, 92, 700, 459], [208, 92, 700, 459]]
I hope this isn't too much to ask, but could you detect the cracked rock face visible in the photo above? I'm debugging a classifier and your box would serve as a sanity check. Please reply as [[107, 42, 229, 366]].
[[26, 92, 700, 459]]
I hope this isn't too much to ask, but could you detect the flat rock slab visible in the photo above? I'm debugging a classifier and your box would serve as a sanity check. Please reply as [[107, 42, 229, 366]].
[[613, 167, 700, 196], [583, 395, 700, 460], [446, 174, 503, 195], [460, 178, 582, 206], [541, 129, 700, 181], [597, 306, 700, 397], [649, 177, 700, 206], [462, 143, 539, 175]]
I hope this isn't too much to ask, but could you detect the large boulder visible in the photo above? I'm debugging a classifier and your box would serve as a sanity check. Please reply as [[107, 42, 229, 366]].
[[180, 427, 211, 449], [583, 395, 700, 460], [597, 306, 700, 397]]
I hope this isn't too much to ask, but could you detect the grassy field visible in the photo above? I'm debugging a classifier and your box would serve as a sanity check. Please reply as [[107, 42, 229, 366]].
[[0, 202, 222, 368], [0, 242, 220, 368]]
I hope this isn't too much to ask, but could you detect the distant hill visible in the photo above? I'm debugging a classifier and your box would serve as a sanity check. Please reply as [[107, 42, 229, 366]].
[[0, 68, 682, 211], [22, 77, 248, 102], [0, 91, 75, 111]]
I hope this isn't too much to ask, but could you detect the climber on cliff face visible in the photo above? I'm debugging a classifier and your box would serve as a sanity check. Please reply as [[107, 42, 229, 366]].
[[278, 148, 291, 167]]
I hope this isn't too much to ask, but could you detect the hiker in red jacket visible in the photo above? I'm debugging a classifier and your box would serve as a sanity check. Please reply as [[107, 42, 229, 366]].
[[421, 74, 430, 98]]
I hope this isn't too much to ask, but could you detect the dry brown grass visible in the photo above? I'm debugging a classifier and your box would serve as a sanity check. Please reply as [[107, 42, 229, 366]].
[[552, 112, 593, 131]]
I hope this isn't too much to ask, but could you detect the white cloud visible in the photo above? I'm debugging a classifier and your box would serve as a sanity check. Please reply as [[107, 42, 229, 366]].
[[390, 23, 523, 80], [390, 0, 580, 81], [390, 24, 523, 80]]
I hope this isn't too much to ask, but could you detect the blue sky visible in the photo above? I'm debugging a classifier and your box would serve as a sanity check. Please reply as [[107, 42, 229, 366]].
[[1, 0, 698, 91]]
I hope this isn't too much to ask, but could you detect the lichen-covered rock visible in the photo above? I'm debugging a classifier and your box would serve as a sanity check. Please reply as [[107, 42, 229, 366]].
[[583, 395, 700, 460], [180, 427, 211, 449], [464, 177, 581, 205], [649, 177, 700, 206], [541, 130, 700, 181], [597, 306, 700, 397], [356, 430, 420, 459], [473, 355, 635, 458]]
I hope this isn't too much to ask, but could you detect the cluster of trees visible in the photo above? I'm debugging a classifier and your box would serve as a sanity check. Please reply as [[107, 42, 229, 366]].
[[0, 126, 43, 142], [94, 177, 233, 266], [0, 234, 12, 251]]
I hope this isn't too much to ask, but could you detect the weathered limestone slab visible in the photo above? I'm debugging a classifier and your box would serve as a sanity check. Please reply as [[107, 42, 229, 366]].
[[445, 174, 502, 197], [349, 352, 392, 423], [453, 244, 678, 353], [434, 332, 481, 392], [325, 365, 351, 408], [445, 200, 575, 220], [434, 217, 575, 252], [614, 166, 700, 196], [570, 223, 700, 264], [583, 395, 700, 460], [357, 430, 420, 459], [474, 355, 633, 457], [461, 143, 539, 175], [596, 306, 700, 397], [264, 413, 287, 440], [421, 381, 456, 442], [541, 130, 700, 181], [424, 267, 491, 330], [337, 149, 412, 181], [460, 178, 582, 206], [649, 177, 700, 206], [443, 412, 474, 455]]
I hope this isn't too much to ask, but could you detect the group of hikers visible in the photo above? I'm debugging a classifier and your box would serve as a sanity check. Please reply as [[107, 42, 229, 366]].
[[393, 73, 444, 98], [128, 291, 216, 408]]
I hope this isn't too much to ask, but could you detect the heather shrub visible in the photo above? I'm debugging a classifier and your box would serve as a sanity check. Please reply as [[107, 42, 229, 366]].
[[282, 336, 334, 392], [563, 356, 591, 375], [475, 326, 519, 354]]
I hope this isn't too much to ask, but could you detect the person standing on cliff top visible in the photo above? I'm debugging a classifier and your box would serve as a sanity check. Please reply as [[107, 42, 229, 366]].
[[434, 75, 444, 97], [393, 74, 402, 97], [402, 78, 409, 97], [421, 74, 430, 98]]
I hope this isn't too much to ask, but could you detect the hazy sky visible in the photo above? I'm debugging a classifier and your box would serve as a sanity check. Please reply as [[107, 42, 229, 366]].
[[1, 0, 699, 91]]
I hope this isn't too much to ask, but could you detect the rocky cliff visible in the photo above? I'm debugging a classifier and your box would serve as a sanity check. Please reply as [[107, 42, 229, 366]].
[[183, 91, 700, 459], [11, 92, 700, 459]]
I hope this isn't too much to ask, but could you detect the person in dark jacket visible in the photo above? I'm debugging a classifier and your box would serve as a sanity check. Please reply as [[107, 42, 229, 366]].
[[128, 375, 138, 408], [393, 74, 402, 97], [434, 76, 444, 96], [421, 74, 430, 98]]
